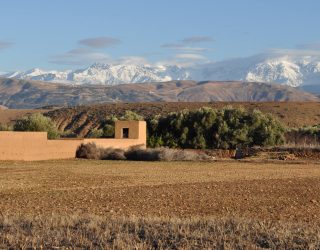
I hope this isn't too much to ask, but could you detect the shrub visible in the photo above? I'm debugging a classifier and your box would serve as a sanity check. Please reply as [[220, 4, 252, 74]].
[[147, 107, 285, 149], [13, 113, 60, 139], [125, 148, 162, 161], [60, 130, 78, 138], [101, 148, 126, 160], [120, 110, 144, 121], [76, 143, 101, 160], [285, 125, 320, 145], [75, 143, 213, 161], [102, 124, 115, 138], [87, 128, 103, 138], [0, 123, 12, 131], [76, 143, 126, 160], [124, 147, 213, 161]]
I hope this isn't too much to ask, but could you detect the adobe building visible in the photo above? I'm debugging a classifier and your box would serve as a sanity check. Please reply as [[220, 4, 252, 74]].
[[0, 120, 146, 161]]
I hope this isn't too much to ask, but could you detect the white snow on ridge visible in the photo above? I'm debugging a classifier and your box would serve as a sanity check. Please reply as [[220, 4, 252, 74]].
[[2, 54, 320, 87]]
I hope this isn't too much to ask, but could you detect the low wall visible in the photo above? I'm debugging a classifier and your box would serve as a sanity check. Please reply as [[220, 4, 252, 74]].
[[0, 132, 146, 161]]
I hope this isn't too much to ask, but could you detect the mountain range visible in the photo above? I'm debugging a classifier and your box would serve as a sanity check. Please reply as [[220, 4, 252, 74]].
[[1, 53, 320, 89], [0, 78, 318, 109]]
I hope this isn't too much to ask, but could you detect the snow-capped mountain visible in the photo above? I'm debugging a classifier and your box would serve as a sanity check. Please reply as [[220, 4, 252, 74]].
[[195, 54, 320, 87], [1, 63, 191, 85], [1, 53, 320, 87], [4, 68, 71, 83]]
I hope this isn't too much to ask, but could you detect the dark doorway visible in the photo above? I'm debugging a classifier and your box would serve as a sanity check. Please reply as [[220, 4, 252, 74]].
[[122, 128, 129, 138]]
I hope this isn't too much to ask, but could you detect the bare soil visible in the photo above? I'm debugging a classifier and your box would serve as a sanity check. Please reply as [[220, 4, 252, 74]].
[[1, 159, 320, 224]]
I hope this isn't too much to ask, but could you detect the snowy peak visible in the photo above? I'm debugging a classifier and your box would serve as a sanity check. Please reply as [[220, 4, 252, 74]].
[[1, 63, 190, 85], [69, 63, 190, 85], [1, 53, 320, 87], [194, 54, 320, 87]]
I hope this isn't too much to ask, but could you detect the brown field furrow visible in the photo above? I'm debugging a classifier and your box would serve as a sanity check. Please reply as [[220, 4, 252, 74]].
[[1, 159, 320, 224]]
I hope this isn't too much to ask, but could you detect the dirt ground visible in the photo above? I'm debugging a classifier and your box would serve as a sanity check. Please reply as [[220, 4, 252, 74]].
[[1, 159, 320, 224]]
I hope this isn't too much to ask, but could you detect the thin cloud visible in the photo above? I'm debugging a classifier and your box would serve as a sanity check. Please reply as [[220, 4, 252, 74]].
[[161, 36, 213, 55], [175, 53, 207, 60], [50, 48, 148, 66], [182, 36, 213, 44], [49, 48, 111, 65], [161, 43, 181, 48], [161, 43, 209, 52], [263, 42, 320, 57], [0, 40, 13, 50], [115, 56, 149, 65], [267, 48, 320, 57], [157, 53, 209, 67], [296, 42, 320, 51], [79, 36, 121, 49]]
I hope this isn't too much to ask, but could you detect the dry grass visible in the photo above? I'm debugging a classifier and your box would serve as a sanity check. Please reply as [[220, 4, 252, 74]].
[[1, 214, 320, 249]]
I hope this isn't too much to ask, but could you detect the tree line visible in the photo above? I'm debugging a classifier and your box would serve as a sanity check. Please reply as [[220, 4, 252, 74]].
[[0, 107, 286, 149]]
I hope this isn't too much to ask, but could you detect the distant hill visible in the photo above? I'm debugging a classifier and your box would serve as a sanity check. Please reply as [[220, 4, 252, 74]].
[[0, 78, 318, 109]]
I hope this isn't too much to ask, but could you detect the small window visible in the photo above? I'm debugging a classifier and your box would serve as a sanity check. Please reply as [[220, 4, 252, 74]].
[[122, 128, 129, 138]]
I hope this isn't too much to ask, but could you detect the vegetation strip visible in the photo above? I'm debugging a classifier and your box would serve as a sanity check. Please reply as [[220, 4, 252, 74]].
[[1, 215, 320, 249]]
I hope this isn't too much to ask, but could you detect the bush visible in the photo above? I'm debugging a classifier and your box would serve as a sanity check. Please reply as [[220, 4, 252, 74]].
[[87, 128, 103, 138], [76, 143, 101, 160], [124, 148, 162, 161], [125, 147, 213, 161], [76, 143, 213, 161], [147, 107, 285, 149], [13, 113, 60, 139], [285, 125, 320, 145], [76, 143, 126, 160], [102, 124, 115, 138], [86, 124, 115, 138], [0, 123, 12, 131], [101, 148, 126, 160], [120, 110, 144, 121]]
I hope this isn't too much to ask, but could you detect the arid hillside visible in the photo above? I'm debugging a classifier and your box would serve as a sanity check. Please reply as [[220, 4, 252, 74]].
[[0, 78, 319, 108], [46, 102, 320, 137]]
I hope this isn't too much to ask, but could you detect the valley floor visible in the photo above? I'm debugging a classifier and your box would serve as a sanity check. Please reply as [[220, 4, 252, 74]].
[[1, 159, 320, 248], [1, 159, 320, 221]]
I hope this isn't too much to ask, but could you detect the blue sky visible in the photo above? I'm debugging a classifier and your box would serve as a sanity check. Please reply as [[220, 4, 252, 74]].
[[0, 0, 320, 71]]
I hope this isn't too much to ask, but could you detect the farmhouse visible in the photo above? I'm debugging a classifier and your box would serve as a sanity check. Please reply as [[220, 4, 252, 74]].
[[0, 120, 146, 161]]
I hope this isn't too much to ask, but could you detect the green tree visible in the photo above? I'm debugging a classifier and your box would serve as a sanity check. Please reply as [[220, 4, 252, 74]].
[[87, 128, 103, 138], [0, 123, 12, 131], [13, 113, 60, 139], [147, 107, 285, 149], [120, 110, 144, 121], [102, 124, 115, 138]]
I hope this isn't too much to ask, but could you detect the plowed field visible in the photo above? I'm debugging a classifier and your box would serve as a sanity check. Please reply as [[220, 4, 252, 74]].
[[1, 159, 320, 224]]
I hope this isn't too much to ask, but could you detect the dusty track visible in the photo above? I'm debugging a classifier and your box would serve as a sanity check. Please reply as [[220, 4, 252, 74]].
[[1, 160, 320, 223]]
